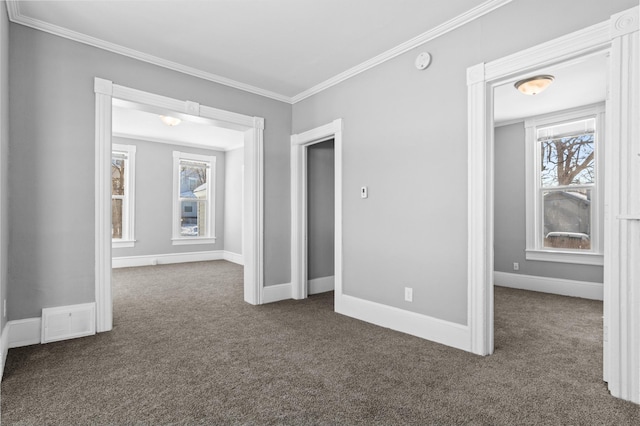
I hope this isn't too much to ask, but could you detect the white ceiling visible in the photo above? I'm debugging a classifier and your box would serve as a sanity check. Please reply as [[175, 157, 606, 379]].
[[11, 0, 498, 101], [9, 0, 605, 142], [494, 53, 608, 123], [112, 103, 245, 151]]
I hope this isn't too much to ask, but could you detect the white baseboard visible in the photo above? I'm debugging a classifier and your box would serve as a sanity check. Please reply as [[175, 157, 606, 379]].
[[262, 283, 292, 304], [113, 250, 224, 268], [8, 317, 41, 348], [308, 275, 334, 295], [494, 271, 603, 301], [1, 322, 8, 379], [223, 251, 244, 265], [335, 294, 470, 352]]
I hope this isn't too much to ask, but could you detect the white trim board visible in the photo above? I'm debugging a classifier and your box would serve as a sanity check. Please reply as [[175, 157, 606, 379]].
[[223, 251, 244, 265], [112, 250, 244, 268], [290, 119, 343, 301], [7, 318, 41, 348], [494, 272, 603, 301], [336, 295, 470, 352], [1, 323, 8, 379], [262, 283, 292, 304], [7, 0, 512, 104], [308, 276, 334, 295]]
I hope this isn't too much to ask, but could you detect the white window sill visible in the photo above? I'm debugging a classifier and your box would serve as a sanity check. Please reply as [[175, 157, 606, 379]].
[[112, 239, 136, 249], [525, 249, 603, 266], [172, 237, 216, 246]]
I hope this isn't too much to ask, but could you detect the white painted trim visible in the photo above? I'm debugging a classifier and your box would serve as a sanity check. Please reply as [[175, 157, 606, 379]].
[[172, 151, 216, 242], [308, 276, 335, 295], [112, 132, 241, 152], [525, 250, 604, 266], [262, 283, 292, 304], [6, 2, 289, 103], [1, 323, 8, 379], [468, 6, 640, 403], [171, 237, 217, 246], [494, 271, 603, 301], [95, 78, 113, 333], [112, 250, 225, 268], [112, 143, 137, 246], [7, 0, 512, 105], [524, 104, 605, 263], [291, 119, 343, 301], [604, 6, 640, 404], [336, 295, 470, 352], [41, 303, 96, 344], [7, 318, 41, 348], [291, 0, 513, 103], [96, 80, 265, 330], [223, 251, 244, 265]]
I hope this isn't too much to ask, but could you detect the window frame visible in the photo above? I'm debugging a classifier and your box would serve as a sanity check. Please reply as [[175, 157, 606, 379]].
[[111, 143, 136, 248], [172, 151, 216, 245], [524, 104, 605, 266]]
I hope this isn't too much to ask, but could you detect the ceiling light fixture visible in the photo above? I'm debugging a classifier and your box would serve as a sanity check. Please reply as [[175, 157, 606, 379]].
[[514, 74, 555, 95], [160, 115, 181, 126]]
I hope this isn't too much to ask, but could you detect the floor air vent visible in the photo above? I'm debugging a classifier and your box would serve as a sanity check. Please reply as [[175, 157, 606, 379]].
[[41, 303, 96, 343]]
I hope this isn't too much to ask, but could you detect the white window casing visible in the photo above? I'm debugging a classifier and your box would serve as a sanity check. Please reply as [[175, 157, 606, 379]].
[[112, 143, 136, 248], [172, 151, 216, 245], [524, 104, 605, 265]]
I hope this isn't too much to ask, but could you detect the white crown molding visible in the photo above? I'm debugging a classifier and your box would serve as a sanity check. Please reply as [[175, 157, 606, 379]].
[[291, 0, 513, 103], [7, 0, 512, 106], [6, 1, 291, 104]]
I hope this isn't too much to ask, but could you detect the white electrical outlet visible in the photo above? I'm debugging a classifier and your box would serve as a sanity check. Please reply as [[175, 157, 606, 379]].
[[404, 287, 413, 302], [513, 262, 520, 271]]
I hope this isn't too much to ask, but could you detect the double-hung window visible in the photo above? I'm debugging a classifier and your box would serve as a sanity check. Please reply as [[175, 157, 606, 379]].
[[524, 104, 604, 265], [172, 151, 216, 245], [112, 144, 136, 248]]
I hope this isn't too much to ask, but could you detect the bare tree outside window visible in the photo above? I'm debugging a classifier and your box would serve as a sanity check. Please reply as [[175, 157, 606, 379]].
[[538, 118, 596, 250]]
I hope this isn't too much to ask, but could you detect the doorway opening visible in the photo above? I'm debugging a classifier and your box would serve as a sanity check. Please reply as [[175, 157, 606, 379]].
[[94, 78, 265, 332], [291, 119, 343, 305], [306, 139, 335, 296], [467, 7, 639, 403]]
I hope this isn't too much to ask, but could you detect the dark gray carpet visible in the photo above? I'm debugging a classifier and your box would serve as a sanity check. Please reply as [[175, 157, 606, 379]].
[[2, 260, 639, 424]]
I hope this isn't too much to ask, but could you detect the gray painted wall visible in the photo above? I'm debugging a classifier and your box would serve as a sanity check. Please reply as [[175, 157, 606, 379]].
[[223, 147, 243, 255], [1, 0, 8, 331], [307, 140, 334, 280], [111, 137, 226, 258], [494, 122, 603, 282], [8, 23, 291, 320], [291, 0, 635, 325]]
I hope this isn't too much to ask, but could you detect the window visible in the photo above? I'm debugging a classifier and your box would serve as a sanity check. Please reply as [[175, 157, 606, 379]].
[[524, 105, 604, 265], [172, 151, 216, 245], [112, 144, 136, 248]]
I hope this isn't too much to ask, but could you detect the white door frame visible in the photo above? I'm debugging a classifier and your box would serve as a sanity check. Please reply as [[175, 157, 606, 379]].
[[94, 78, 264, 332], [467, 7, 639, 403], [290, 119, 342, 301]]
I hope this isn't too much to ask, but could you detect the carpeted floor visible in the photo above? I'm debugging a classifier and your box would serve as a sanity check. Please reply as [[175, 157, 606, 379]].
[[1, 260, 639, 424]]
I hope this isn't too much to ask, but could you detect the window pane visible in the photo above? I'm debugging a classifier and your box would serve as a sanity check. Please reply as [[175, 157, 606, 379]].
[[181, 200, 206, 237], [180, 162, 207, 197], [112, 158, 125, 196], [539, 119, 595, 187], [542, 189, 591, 250], [112, 198, 123, 239]]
